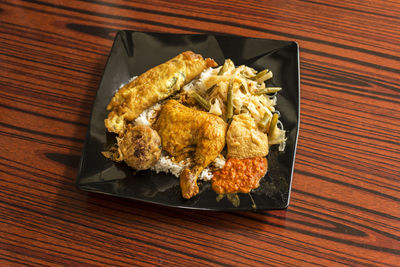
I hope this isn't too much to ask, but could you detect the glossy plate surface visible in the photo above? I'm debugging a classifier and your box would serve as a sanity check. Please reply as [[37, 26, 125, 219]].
[[76, 31, 300, 211]]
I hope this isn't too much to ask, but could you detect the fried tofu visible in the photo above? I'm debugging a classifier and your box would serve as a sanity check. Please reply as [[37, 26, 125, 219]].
[[226, 114, 269, 159]]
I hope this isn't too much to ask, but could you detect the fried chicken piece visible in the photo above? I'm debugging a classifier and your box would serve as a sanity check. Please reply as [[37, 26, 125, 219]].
[[105, 51, 217, 135], [154, 100, 227, 199]]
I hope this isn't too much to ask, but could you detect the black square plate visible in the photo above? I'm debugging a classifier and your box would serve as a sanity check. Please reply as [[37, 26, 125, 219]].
[[77, 31, 300, 211]]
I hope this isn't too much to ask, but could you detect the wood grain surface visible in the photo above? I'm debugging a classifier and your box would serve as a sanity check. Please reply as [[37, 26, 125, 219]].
[[1, 0, 399, 266]]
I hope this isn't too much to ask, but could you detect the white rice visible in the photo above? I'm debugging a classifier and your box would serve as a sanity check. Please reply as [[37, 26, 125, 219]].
[[119, 76, 137, 89], [134, 103, 161, 126], [199, 168, 213, 181], [150, 153, 190, 178], [150, 153, 221, 181], [213, 155, 226, 169]]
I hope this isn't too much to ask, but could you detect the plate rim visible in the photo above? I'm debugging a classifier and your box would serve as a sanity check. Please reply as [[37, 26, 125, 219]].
[[76, 30, 300, 211]]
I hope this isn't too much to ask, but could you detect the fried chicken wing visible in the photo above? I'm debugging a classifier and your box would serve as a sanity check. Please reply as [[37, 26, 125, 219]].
[[105, 51, 217, 135], [154, 100, 227, 199]]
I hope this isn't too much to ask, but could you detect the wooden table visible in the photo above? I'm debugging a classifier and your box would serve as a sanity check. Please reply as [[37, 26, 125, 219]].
[[1, 0, 399, 266]]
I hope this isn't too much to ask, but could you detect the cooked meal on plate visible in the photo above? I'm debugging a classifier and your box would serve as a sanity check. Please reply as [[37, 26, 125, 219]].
[[102, 51, 286, 199]]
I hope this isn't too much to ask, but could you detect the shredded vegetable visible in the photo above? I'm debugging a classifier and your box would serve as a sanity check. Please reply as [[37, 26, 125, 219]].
[[181, 59, 286, 149]]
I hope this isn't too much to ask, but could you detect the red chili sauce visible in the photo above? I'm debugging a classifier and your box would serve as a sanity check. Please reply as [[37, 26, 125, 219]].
[[212, 157, 268, 194]]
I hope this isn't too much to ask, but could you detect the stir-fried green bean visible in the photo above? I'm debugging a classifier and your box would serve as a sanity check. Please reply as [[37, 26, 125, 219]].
[[268, 113, 279, 136], [191, 92, 211, 111], [255, 87, 281, 95], [206, 84, 216, 94], [250, 69, 272, 83], [250, 69, 268, 80], [239, 80, 248, 94], [226, 79, 234, 120]]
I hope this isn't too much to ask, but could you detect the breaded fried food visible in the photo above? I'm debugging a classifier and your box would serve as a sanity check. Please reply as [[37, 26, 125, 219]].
[[226, 114, 269, 159], [116, 125, 162, 170], [154, 100, 227, 199], [105, 51, 217, 135]]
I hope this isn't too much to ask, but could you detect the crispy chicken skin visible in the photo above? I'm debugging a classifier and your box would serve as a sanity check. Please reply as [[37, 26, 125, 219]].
[[154, 100, 227, 199], [105, 51, 217, 135]]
